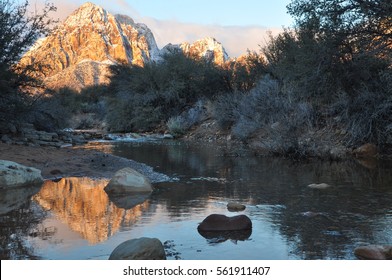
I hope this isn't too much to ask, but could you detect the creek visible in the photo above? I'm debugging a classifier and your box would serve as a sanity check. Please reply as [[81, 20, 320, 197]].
[[1, 140, 392, 259]]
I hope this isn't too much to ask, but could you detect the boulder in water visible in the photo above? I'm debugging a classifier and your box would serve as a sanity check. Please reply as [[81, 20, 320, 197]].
[[198, 214, 252, 231], [109, 237, 166, 260]]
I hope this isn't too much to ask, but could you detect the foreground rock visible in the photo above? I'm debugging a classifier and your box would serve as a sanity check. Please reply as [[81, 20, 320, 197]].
[[104, 167, 153, 194], [227, 202, 246, 212], [354, 245, 392, 260], [198, 214, 252, 231], [109, 237, 166, 260], [0, 160, 43, 188]]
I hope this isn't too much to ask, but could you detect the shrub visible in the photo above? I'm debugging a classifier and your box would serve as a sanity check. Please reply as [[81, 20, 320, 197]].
[[333, 87, 392, 147], [167, 116, 188, 136], [106, 52, 231, 132], [212, 92, 244, 130]]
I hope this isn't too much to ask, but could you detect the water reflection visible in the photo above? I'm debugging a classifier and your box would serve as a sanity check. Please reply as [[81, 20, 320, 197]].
[[0, 183, 41, 215], [198, 229, 252, 244], [1, 140, 392, 259], [33, 177, 150, 244], [104, 141, 392, 259]]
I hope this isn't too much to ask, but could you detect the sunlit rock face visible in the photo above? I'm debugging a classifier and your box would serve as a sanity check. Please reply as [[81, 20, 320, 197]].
[[160, 37, 229, 66], [181, 37, 229, 66], [33, 177, 149, 244], [20, 2, 159, 89]]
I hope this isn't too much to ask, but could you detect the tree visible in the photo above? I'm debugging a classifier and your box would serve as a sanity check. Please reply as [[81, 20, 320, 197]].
[[0, 0, 56, 131], [262, 0, 392, 101], [287, 0, 392, 57]]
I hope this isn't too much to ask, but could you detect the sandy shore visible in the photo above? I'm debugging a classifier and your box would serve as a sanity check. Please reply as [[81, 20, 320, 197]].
[[0, 143, 169, 182]]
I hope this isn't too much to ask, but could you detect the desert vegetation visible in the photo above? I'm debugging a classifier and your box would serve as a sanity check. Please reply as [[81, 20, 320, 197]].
[[2, 0, 392, 158]]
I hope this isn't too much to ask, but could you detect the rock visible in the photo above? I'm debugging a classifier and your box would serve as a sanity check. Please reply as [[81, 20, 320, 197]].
[[8, 123, 17, 134], [105, 167, 153, 194], [38, 131, 58, 141], [0, 183, 41, 215], [307, 183, 330, 189], [109, 237, 166, 260], [0, 160, 43, 188], [24, 132, 40, 141], [197, 214, 252, 231], [160, 37, 228, 66], [71, 135, 87, 145], [353, 143, 378, 158], [1, 135, 12, 144], [227, 202, 246, 212], [354, 245, 392, 260]]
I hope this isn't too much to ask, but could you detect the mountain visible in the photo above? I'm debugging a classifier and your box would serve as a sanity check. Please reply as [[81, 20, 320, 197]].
[[20, 2, 229, 90], [160, 37, 228, 66], [20, 2, 159, 89]]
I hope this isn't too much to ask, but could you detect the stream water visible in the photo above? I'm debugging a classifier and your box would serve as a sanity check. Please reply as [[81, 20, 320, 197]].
[[1, 140, 392, 259]]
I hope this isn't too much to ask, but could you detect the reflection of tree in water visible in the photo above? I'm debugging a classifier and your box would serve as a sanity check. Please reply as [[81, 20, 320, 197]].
[[0, 201, 47, 259]]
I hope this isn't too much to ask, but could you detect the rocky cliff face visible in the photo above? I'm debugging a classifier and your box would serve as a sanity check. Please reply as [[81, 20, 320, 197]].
[[161, 37, 229, 66], [20, 2, 159, 89], [181, 37, 229, 66]]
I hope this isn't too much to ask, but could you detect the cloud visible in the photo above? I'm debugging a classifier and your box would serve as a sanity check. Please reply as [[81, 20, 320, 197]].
[[143, 18, 281, 57]]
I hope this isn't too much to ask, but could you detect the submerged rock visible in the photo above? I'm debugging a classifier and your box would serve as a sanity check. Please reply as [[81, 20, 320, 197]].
[[109, 237, 166, 260], [227, 202, 246, 212], [354, 245, 392, 260], [198, 214, 252, 231], [0, 160, 43, 188]]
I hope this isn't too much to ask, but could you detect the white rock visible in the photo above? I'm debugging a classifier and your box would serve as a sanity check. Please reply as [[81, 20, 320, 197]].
[[105, 167, 152, 194], [0, 160, 43, 188]]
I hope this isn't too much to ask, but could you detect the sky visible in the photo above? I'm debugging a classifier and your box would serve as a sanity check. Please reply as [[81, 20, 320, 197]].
[[30, 0, 293, 57]]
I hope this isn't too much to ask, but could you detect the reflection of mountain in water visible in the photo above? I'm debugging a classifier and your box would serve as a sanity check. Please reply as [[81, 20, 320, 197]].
[[33, 177, 149, 244]]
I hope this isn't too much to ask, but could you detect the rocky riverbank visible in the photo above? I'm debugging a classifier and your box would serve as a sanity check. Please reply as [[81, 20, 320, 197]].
[[0, 142, 170, 182]]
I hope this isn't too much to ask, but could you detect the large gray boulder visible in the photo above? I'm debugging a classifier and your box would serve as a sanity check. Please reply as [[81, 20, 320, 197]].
[[104, 167, 153, 194], [0, 160, 43, 188], [109, 237, 166, 260]]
